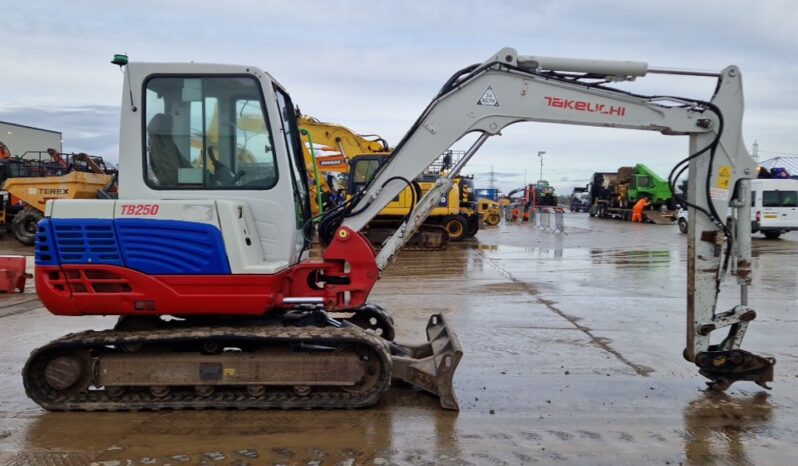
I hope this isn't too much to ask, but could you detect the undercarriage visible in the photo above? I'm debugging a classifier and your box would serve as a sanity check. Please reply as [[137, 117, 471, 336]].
[[23, 307, 462, 411]]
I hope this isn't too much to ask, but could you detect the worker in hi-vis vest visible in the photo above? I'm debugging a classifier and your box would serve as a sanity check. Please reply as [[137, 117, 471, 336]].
[[631, 196, 650, 223]]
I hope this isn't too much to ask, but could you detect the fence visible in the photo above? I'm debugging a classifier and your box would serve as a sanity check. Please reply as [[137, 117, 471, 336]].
[[536, 207, 565, 233]]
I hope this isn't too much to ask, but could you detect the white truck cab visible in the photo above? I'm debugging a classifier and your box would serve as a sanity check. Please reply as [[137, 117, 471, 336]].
[[678, 178, 798, 238]]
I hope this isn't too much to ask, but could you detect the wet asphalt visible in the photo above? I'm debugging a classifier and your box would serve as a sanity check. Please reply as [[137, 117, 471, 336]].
[[0, 213, 795, 465]]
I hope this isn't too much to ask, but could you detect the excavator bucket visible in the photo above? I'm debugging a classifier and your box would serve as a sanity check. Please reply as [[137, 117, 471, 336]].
[[391, 313, 463, 410]]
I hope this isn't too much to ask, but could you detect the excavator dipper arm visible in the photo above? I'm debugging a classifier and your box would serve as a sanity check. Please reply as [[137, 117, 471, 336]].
[[328, 47, 773, 390]]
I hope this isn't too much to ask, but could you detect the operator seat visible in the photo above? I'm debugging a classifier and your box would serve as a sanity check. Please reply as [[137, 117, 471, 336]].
[[147, 113, 191, 187]]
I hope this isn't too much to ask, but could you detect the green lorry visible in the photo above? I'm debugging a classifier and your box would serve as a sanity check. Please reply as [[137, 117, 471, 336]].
[[588, 163, 677, 223]]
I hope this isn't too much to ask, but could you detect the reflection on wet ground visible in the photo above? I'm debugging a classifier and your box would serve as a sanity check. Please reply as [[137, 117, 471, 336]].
[[682, 392, 774, 466], [1, 214, 796, 465]]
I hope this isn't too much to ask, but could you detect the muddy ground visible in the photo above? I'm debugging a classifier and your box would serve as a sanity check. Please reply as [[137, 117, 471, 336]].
[[0, 214, 795, 465]]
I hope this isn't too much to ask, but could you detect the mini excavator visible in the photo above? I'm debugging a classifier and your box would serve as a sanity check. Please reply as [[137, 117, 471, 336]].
[[24, 49, 773, 411]]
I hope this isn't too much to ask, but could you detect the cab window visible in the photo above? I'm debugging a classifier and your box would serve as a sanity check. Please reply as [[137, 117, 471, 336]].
[[350, 158, 381, 193], [763, 190, 798, 207], [144, 76, 277, 189], [633, 175, 651, 188]]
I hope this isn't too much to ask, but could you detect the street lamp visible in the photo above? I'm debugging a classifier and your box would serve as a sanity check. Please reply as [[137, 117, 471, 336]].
[[537, 151, 546, 182]]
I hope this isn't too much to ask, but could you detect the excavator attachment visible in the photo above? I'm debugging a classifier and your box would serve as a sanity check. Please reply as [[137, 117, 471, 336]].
[[696, 349, 775, 391], [391, 313, 463, 410]]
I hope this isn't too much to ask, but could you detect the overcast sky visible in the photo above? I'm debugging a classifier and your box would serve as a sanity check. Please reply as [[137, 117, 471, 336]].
[[2, 0, 796, 193]]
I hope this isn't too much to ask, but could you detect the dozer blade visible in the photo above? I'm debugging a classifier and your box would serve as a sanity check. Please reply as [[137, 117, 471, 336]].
[[391, 313, 463, 410]]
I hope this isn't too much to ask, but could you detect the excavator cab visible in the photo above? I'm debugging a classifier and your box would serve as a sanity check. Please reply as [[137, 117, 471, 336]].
[[120, 68, 315, 269]]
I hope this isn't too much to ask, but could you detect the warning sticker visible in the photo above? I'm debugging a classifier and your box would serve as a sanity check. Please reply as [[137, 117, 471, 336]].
[[477, 85, 500, 106], [710, 187, 729, 201], [716, 165, 732, 189]]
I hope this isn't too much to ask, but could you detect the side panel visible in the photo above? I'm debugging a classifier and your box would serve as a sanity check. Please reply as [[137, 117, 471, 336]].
[[38, 216, 231, 276], [216, 200, 288, 274], [44, 199, 290, 275], [115, 219, 230, 274], [35, 264, 287, 316]]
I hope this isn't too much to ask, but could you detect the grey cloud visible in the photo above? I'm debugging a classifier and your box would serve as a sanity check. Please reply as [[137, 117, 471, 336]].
[[0, 105, 120, 160], [0, 0, 794, 187]]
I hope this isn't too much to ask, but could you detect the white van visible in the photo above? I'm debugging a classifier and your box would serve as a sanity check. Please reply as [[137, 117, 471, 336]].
[[751, 178, 798, 239], [677, 178, 798, 239]]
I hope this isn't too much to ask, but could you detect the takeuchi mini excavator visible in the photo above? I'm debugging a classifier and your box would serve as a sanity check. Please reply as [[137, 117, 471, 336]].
[[25, 49, 774, 412]]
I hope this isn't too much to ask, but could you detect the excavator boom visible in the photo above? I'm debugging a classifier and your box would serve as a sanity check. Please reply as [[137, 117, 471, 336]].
[[325, 47, 773, 390]]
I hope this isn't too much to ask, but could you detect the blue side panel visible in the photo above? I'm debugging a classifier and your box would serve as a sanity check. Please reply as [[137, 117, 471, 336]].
[[34, 217, 232, 275], [42, 219, 124, 266], [35, 219, 59, 266], [115, 219, 231, 275]]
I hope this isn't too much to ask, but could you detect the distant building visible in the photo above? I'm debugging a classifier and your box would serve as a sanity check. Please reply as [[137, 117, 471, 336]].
[[759, 156, 798, 179], [0, 121, 62, 159]]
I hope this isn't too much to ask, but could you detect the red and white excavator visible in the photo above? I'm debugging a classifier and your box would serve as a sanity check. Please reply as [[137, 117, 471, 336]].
[[24, 49, 773, 411]]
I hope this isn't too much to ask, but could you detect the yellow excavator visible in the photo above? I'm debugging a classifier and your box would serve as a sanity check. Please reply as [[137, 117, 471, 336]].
[[299, 116, 480, 247], [298, 116, 387, 218]]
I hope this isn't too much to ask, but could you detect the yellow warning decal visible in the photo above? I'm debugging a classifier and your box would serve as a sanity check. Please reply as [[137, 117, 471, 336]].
[[716, 165, 732, 189], [223, 367, 237, 377]]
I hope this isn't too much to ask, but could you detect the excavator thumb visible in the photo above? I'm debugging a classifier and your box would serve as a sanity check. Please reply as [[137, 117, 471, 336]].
[[391, 314, 462, 410]]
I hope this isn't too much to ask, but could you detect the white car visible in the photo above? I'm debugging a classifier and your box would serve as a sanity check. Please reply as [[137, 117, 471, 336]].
[[677, 208, 689, 234], [677, 178, 798, 239]]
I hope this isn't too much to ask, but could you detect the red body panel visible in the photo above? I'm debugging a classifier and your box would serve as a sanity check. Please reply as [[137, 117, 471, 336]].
[[36, 227, 379, 317]]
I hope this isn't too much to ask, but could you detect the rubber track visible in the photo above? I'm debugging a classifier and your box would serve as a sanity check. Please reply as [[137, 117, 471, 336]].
[[23, 325, 392, 411]]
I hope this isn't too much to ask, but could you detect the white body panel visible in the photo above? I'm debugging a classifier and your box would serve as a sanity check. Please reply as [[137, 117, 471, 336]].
[[48, 199, 116, 219]]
